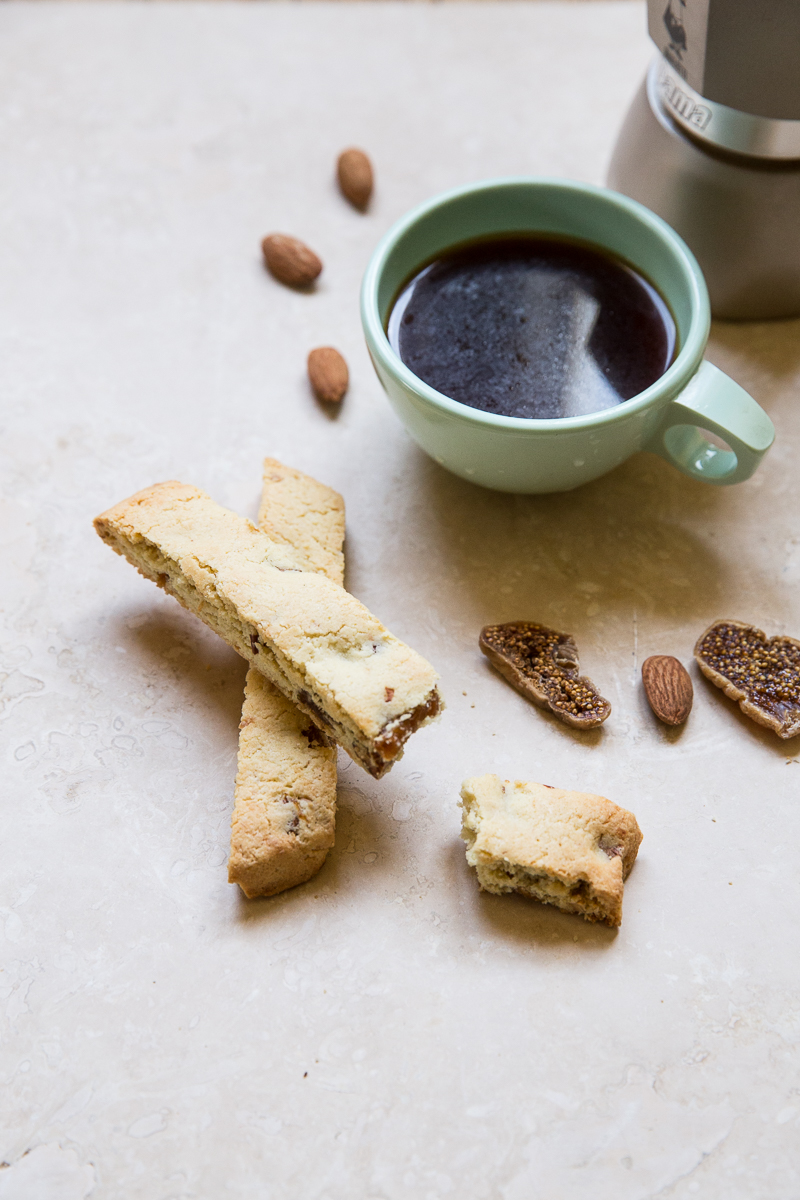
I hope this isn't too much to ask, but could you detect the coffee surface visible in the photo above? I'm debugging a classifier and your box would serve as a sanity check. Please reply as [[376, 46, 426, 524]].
[[388, 236, 676, 420]]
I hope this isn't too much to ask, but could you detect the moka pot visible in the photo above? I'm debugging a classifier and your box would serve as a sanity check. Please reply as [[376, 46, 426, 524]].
[[608, 0, 800, 320]]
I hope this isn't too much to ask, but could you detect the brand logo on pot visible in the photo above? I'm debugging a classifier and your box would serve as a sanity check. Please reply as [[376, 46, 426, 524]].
[[660, 72, 712, 131]]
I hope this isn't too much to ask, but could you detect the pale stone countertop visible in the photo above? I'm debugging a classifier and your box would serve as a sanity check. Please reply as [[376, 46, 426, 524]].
[[1, 4, 799, 1198]]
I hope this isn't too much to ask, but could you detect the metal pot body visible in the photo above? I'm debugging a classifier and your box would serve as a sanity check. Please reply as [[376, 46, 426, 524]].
[[608, 66, 800, 320]]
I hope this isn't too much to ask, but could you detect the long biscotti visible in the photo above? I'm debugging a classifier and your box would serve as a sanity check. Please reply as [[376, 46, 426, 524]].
[[459, 774, 642, 927], [229, 460, 345, 898], [94, 481, 441, 777]]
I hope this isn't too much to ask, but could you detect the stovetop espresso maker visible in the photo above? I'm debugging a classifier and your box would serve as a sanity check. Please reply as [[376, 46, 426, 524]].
[[608, 0, 800, 319]]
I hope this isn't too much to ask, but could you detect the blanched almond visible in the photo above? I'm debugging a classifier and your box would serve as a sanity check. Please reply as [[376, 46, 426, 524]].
[[337, 148, 373, 211], [261, 234, 322, 288], [308, 347, 348, 404]]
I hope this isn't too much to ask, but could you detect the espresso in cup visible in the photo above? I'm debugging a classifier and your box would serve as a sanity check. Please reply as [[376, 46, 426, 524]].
[[387, 235, 676, 420]]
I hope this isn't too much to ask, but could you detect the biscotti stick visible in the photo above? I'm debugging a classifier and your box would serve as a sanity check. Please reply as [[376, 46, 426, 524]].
[[229, 461, 345, 898], [94, 481, 441, 777], [231, 671, 338, 898], [459, 774, 642, 927]]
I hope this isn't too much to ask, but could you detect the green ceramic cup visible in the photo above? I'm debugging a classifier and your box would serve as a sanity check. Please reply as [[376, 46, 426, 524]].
[[360, 177, 775, 493]]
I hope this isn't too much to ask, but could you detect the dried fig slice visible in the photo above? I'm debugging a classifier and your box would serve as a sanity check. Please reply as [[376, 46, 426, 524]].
[[694, 619, 800, 739], [479, 621, 611, 729]]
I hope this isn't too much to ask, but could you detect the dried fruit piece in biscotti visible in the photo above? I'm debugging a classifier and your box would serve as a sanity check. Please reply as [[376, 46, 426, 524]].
[[261, 234, 322, 288], [229, 459, 345, 900], [694, 619, 800, 739], [642, 655, 693, 725], [459, 774, 642, 927], [479, 621, 610, 729], [94, 481, 442, 777]]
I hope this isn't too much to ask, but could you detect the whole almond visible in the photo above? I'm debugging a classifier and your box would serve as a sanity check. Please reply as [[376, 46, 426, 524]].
[[337, 148, 373, 211], [261, 234, 322, 288], [642, 655, 693, 725], [308, 347, 349, 404]]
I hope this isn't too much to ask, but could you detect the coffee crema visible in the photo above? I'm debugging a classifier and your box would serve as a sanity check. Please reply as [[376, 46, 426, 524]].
[[387, 235, 677, 420]]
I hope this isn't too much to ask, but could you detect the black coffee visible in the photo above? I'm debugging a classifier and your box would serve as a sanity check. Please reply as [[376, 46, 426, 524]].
[[387, 235, 676, 420]]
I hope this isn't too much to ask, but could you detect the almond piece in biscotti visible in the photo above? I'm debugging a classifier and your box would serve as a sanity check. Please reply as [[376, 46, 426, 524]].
[[261, 234, 322, 288], [642, 655, 693, 725], [308, 347, 349, 404], [336, 148, 373, 210]]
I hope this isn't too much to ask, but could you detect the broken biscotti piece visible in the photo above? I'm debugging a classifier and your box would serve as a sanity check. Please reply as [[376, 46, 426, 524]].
[[229, 460, 345, 898], [480, 622, 611, 729], [459, 774, 642, 926], [94, 482, 441, 777], [695, 619, 800, 739]]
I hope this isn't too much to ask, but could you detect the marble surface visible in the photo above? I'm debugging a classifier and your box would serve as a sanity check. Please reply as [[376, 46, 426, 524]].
[[2, 4, 800, 1197]]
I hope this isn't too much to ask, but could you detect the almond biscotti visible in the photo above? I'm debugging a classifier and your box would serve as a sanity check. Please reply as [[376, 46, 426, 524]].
[[231, 670, 337, 897], [229, 460, 345, 898], [94, 482, 441, 777], [459, 774, 642, 926]]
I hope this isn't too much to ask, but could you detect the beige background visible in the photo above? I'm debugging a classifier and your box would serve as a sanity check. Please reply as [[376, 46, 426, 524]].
[[0, 3, 798, 1198]]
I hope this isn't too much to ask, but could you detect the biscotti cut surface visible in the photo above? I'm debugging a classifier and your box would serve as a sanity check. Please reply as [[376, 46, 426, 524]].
[[229, 460, 345, 899], [694, 619, 800, 739], [459, 774, 642, 927], [94, 481, 441, 777]]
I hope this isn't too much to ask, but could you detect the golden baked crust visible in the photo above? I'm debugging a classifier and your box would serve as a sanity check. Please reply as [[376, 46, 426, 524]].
[[459, 774, 642, 927], [94, 481, 441, 777], [229, 460, 344, 899], [694, 619, 800, 739]]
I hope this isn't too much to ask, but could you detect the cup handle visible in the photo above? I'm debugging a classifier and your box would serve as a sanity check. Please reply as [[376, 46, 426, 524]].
[[645, 360, 775, 485]]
